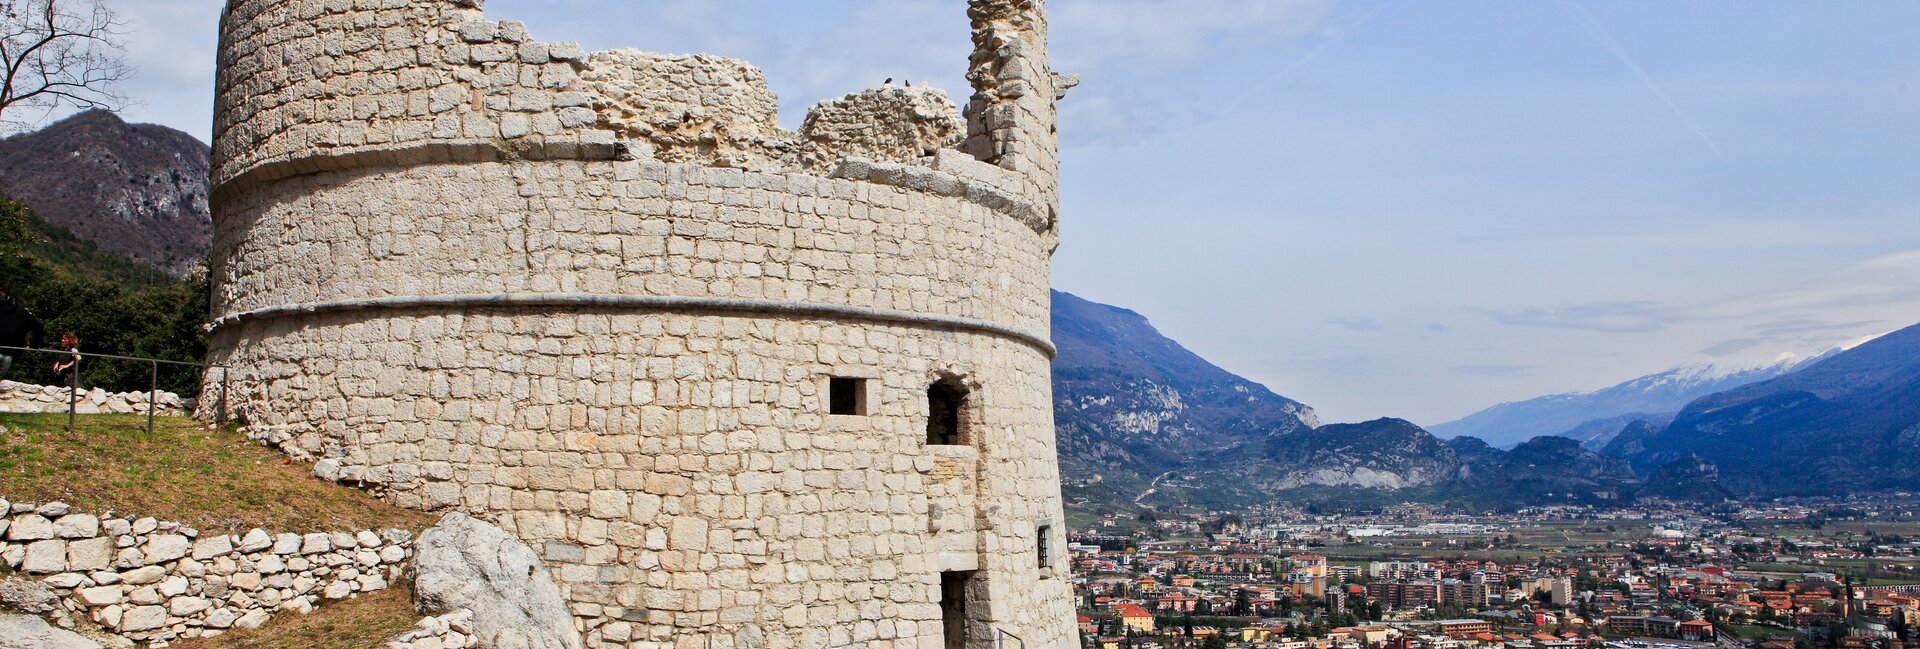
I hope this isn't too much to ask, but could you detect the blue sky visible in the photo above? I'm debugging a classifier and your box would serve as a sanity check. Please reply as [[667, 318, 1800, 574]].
[[88, 0, 1920, 425]]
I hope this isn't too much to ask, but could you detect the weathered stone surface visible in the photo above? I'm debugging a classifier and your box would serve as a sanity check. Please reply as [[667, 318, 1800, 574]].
[[191, 534, 233, 560], [0, 577, 59, 613], [118, 605, 167, 632], [0, 613, 101, 649], [23, 539, 67, 573], [0, 381, 185, 416], [119, 565, 166, 585], [52, 514, 99, 538], [6, 514, 52, 540], [76, 585, 123, 607], [413, 513, 583, 649], [237, 529, 272, 552], [142, 534, 189, 564], [67, 537, 113, 572]]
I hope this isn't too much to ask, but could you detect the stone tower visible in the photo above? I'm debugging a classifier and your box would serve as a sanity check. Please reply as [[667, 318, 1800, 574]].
[[204, 1, 1077, 648]]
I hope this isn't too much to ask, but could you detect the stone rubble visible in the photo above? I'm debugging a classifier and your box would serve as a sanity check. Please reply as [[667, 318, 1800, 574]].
[[0, 381, 186, 416], [0, 497, 413, 647], [386, 608, 477, 649]]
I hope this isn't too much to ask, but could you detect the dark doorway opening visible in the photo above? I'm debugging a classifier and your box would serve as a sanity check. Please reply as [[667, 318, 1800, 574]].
[[941, 570, 975, 649]]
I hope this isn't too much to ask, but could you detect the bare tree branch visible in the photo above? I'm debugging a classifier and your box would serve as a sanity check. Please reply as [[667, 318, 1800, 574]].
[[0, 0, 132, 133]]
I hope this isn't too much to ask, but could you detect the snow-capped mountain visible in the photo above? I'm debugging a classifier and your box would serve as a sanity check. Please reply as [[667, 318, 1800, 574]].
[[1428, 353, 1823, 449]]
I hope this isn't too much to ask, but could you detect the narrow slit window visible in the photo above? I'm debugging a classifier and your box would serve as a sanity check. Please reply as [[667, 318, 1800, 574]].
[[927, 379, 967, 445], [1037, 524, 1054, 570], [829, 377, 866, 416]]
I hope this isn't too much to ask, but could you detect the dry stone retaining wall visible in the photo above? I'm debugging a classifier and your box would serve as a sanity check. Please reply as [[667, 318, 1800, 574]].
[[0, 381, 185, 416], [0, 498, 412, 647]]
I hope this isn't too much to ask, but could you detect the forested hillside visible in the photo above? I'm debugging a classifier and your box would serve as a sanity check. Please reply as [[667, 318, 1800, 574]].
[[0, 195, 207, 396]]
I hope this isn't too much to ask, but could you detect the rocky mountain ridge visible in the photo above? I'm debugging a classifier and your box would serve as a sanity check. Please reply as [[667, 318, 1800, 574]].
[[1051, 292, 1726, 511], [1604, 321, 1920, 496], [0, 110, 211, 276]]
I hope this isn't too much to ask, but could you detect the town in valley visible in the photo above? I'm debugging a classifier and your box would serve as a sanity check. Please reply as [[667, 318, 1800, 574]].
[[1062, 496, 1920, 649]]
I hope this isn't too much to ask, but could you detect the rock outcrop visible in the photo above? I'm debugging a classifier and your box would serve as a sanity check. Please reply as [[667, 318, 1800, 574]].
[[411, 513, 583, 649], [0, 613, 102, 649]]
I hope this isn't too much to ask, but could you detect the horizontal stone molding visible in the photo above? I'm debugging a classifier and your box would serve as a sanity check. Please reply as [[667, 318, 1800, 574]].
[[209, 293, 1057, 358], [209, 139, 626, 207], [211, 140, 1052, 235]]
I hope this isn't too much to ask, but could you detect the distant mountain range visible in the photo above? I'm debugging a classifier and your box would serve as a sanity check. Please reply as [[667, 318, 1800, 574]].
[[1429, 356, 1814, 448], [1603, 321, 1920, 497], [1052, 292, 1705, 512], [0, 110, 211, 276]]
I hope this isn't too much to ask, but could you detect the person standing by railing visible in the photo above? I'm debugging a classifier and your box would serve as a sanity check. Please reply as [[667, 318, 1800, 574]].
[[50, 332, 80, 389]]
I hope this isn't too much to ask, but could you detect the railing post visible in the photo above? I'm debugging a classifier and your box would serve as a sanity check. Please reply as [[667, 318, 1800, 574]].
[[148, 360, 159, 435], [66, 354, 78, 435], [219, 368, 230, 428]]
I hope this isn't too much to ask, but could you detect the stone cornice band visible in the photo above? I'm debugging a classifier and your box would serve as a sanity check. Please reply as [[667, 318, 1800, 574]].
[[209, 293, 1057, 358], [211, 141, 1051, 234]]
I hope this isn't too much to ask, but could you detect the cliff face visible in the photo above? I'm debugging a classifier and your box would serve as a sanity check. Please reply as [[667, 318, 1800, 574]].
[[0, 110, 211, 276], [1051, 290, 1318, 498], [1248, 418, 1461, 490]]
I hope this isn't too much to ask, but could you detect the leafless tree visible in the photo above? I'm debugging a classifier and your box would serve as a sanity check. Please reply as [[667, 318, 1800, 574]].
[[0, 0, 132, 133]]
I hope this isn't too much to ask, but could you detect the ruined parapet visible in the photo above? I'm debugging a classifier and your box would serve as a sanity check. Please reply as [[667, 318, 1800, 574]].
[[580, 50, 793, 169], [205, 1, 1075, 648], [963, 0, 1077, 225], [799, 86, 967, 169]]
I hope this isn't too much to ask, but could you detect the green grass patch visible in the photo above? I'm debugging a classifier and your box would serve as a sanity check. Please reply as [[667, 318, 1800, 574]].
[[170, 584, 420, 649], [0, 413, 434, 533]]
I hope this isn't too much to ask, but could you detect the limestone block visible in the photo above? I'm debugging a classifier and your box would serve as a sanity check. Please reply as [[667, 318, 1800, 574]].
[[143, 535, 190, 564], [238, 529, 273, 552], [119, 605, 168, 632], [6, 514, 53, 541], [193, 535, 234, 560], [75, 585, 122, 607], [52, 514, 99, 539], [67, 537, 114, 572], [121, 566, 166, 585], [23, 539, 67, 573]]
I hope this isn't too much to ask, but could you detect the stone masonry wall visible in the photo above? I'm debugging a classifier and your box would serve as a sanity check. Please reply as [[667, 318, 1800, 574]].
[[0, 381, 186, 416], [207, 1, 1079, 648], [0, 497, 412, 647]]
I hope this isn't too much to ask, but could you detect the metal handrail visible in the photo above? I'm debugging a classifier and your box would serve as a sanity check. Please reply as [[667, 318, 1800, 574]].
[[997, 628, 1027, 649], [0, 344, 205, 367], [0, 344, 221, 435]]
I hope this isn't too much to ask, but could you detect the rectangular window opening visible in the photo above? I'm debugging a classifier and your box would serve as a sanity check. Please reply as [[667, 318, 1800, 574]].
[[829, 377, 867, 416]]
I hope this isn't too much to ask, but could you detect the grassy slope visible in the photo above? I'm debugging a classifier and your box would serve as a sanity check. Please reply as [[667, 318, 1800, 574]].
[[0, 413, 432, 532], [169, 585, 421, 649]]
